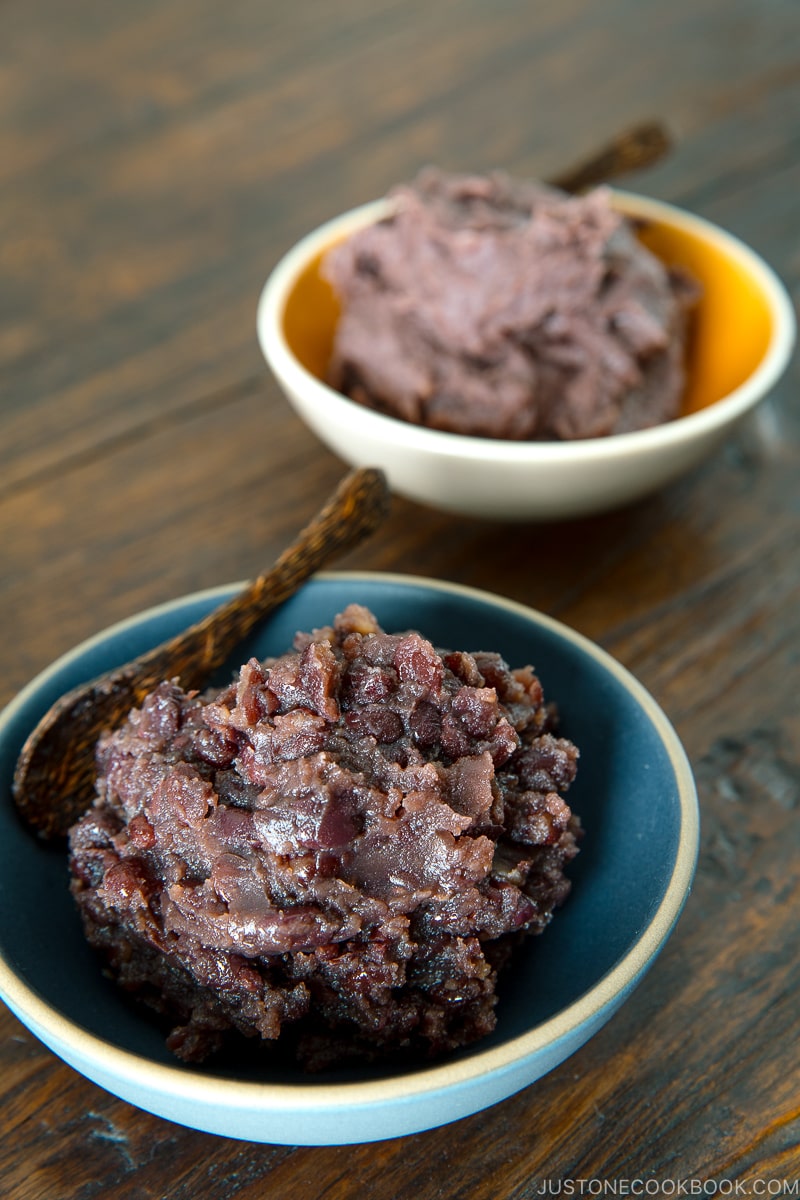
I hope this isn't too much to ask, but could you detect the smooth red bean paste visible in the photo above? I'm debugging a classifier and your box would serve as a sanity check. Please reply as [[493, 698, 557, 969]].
[[69, 605, 580, 1068], [324, 168, 699, 440]]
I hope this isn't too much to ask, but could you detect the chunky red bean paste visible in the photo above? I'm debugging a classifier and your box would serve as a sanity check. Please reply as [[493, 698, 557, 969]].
[[69, 605, 580, 1068], [324, 168, 698, 440]]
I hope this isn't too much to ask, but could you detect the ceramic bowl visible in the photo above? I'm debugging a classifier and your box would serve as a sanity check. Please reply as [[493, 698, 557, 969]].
[[257, 191, 795, 521], [0, 573, 698, 1145]]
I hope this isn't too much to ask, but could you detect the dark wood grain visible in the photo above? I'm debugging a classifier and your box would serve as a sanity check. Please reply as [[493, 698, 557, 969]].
[[0, 0, 798, 1196]]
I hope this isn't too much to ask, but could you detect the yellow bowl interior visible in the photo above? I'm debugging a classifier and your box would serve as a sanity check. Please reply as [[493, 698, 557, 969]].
[[283, 203, 776, 418], [635, 215, 774, 414]]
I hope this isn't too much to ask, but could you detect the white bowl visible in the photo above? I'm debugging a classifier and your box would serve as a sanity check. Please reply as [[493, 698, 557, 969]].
[[257, 191, 795, 521], [0, 573, 698, 1144]]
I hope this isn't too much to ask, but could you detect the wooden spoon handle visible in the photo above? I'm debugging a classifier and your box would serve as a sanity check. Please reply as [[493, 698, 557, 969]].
[[13, 466, 389, 839], [132, 465, 390, 696], [550, 119, 673, 194]]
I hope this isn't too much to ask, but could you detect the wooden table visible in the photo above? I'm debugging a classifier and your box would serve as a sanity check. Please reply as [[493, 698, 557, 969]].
[[1, 2, 798, 1195]]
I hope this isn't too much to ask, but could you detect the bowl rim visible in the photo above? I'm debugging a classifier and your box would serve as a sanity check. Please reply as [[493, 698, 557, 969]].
[[0, 571, 699, 1115], [257, 190, 796, 464]]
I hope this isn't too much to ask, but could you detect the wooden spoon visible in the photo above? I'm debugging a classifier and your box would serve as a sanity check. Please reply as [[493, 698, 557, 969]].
[[13, 466, 390, 841], [550, 119, 672, 193]]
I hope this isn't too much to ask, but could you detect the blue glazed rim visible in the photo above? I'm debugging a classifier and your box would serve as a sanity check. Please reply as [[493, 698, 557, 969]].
[[0, 572, 698, 1127]]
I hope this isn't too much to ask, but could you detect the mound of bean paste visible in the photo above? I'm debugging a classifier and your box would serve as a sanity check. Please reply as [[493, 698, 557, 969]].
[[324, 168, 699, 440], [69, 605, 581, 1068]]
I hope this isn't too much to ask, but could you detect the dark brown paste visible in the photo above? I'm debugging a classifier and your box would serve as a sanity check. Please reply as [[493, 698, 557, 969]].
[[323, 168, 698, 440], [69, 605, 580, 1068]]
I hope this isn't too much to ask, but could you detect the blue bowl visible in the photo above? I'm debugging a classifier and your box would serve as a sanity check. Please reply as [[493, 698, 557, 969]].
[[0, 573, 698, 1144]]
